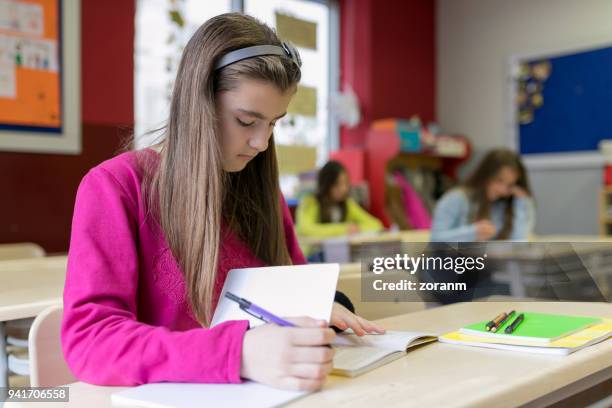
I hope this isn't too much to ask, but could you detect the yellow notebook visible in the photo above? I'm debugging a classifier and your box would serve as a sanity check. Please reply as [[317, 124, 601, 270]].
[[332, 331, 437, 377], [439, 319, 612, 355]]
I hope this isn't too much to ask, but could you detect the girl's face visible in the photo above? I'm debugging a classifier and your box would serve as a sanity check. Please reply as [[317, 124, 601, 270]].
[[487, 166, 519, 201], [216, 78, 295, 172], [330, 171, 351, 203]]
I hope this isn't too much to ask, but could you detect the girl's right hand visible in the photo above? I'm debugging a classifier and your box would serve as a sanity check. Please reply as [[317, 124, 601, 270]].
[[511, 186, 528, 198], [240, 317, 336, 391], [475, 219, 497, 241]]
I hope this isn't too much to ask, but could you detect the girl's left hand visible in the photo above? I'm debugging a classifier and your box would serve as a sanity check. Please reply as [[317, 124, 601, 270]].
[[330, 303, 386, 336]]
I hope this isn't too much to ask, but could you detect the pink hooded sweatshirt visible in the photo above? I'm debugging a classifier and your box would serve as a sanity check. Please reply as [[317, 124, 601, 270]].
[[61, 149, 306, 386]]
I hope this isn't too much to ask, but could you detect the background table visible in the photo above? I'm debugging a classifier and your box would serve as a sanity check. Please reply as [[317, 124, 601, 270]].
[[0, 256, 67, 387]]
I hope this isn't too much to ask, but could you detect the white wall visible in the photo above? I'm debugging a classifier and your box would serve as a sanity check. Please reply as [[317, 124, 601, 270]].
[[437, 0, 612, 235]]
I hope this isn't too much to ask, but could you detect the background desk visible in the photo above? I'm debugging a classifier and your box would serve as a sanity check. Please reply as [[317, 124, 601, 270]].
[[6, 301, 610, 408], [338, 263, 425, 320], [0, 256, 67, 387], [484, 242, 612, 301], [299, 230, 430, 263], [298, 230, 430, 249], [299, 231, 612, 264]]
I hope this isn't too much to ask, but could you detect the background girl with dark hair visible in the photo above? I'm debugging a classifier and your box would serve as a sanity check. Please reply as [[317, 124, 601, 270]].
[[296, 160, 383, 240], [431, 148, 535, 241]]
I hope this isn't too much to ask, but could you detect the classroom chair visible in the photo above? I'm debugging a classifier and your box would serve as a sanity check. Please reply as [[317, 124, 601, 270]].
[[28, 305, 76, 387]]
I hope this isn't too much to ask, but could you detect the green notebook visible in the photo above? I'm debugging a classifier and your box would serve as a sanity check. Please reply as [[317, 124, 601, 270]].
[[459, 312, 601, 343]]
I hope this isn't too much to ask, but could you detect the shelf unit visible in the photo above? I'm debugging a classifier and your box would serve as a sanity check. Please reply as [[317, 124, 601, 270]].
[[331, 120, 471, 227]]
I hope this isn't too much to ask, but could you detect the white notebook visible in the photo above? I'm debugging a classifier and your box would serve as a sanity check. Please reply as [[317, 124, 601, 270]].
[[332, 330, 437, 377], [211, 263, 340, 328], [112, 263, 340, 408], [111, 382, 308, 408]]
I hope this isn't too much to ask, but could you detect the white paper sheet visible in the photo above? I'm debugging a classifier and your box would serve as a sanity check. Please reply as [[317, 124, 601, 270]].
[[211, 263, 339, 328], [112, 382, 308, 408]]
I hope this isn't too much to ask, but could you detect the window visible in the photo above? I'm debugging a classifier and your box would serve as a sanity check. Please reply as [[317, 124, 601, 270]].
[[245, 0, 337, 162], [134, 0, 232, 147], [134, 0, 339, 158]]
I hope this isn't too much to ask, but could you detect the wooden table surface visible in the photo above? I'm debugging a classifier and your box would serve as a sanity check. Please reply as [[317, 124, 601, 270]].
[[6, 300, 611, 408]]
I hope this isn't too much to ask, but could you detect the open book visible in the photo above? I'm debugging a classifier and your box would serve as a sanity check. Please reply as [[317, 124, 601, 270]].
[[332, 330, 437, 377]]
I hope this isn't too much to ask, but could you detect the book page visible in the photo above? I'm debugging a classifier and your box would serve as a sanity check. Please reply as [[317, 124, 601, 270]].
[[335, 330, 436, 351], [333, 346, 402, 371]]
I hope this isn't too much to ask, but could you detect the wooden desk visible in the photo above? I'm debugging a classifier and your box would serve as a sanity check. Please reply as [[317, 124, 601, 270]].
[[300, 232, 612, 250], [0, 256, 67, 387], [293, 301, 612, 408], [300, 232, 612, 264], [299, 230, 431, 247], [6, 301, 610, 407], [482, 242, 612, 300], [299, 230, 430, 263], [0, 256, 67, 321], [532, 235, 612, 243]]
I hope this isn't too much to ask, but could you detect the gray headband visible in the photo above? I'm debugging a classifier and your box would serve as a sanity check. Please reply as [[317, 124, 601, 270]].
[[215, 42, 302, 70]]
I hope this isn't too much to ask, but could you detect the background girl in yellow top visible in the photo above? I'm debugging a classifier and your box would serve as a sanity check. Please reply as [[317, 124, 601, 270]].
[[296, 161, 383, 238]]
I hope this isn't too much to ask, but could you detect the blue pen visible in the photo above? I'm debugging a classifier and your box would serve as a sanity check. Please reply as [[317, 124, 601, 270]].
[[225, 291, 296, 327], [226, 292, 342, 348]]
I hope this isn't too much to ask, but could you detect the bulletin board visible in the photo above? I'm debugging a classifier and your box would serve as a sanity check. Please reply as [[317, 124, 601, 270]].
[[0, 0, 80, 154], [507, 42, 612, 168]]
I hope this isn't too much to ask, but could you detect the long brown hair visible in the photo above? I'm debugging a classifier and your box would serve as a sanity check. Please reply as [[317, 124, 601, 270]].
[[464, 148, 531, 239], [139, 13, 301, 326], [316, 161, 348, 223]]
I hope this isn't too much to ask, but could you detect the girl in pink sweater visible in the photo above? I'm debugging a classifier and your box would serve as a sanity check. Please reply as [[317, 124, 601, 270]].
[[61, 13, 383, 391]]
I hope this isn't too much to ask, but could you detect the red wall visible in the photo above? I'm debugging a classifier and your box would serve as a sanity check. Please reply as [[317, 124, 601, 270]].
[[81, 0, 135, 125], [0, 0, 135, 253], [339, 0, 436, 148], [0, 1, 432, 251]]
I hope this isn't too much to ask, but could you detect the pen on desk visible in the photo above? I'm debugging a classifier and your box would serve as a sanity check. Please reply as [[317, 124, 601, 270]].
[[225, 291, 296, 327], [504, 313, 525, 334], [485, 312, 506, 331], [491, 310, 515, 333]]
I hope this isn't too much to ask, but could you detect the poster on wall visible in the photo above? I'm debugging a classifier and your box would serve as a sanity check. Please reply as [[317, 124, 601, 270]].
[[508, 42, 612, 167], [0, 0, 80, 154]]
